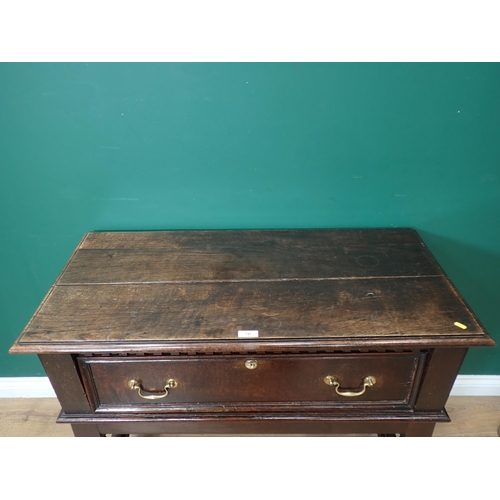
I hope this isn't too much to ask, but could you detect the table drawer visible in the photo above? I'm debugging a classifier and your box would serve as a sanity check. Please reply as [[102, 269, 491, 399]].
[[79, 353, 426, 412]]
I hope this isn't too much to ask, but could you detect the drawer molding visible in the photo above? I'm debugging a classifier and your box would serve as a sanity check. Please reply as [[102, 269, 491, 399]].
[[78, 352, 426, 413], [57, 409, 451, 424]]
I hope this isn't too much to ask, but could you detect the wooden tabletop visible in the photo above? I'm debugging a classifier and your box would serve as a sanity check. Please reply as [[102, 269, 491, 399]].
[[10, 229, 494, 353]]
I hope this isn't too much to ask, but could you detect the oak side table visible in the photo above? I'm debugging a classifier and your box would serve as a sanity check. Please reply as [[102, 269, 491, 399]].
[[10, 229, 495, 436]]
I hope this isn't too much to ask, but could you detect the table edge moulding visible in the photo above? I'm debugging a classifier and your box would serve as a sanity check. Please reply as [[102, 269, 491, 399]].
[[9, 228, 495, 437]]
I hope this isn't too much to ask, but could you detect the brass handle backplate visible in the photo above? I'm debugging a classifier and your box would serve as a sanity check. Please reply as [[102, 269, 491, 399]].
[[324, 375, 377, 397], [128, 379, 178, 400]]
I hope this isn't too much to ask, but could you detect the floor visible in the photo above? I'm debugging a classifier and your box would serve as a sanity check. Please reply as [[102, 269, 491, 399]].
[[1, 396, 499, 436]]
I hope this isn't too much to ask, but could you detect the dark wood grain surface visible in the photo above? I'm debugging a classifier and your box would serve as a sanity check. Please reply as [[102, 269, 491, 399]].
[[17, 277, 485, 344], [10, 229, 493, 352], [60, 229, 443, 283]]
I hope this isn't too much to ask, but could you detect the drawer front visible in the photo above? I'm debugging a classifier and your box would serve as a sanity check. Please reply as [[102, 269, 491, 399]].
[[79, 353, 425, 412]]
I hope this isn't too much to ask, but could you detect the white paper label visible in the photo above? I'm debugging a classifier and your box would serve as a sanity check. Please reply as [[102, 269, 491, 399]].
[[238, 330, 259, 338]]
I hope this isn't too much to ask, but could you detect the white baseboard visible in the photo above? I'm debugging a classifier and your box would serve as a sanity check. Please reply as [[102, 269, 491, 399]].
[[449, 375, 500, 396], [0, 377, 56, 398], [0, 375, 500, 398]]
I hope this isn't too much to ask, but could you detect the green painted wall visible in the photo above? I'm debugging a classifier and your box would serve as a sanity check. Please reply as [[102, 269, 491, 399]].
[[1, 63, 499, 376]]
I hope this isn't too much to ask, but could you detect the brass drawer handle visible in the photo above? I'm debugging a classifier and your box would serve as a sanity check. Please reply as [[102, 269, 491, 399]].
[[128, 379, 178, 400], [324, 375, 377, 397]]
